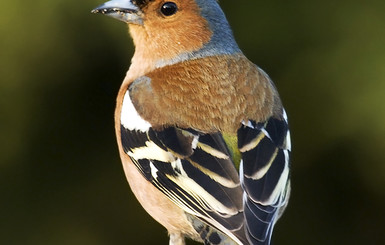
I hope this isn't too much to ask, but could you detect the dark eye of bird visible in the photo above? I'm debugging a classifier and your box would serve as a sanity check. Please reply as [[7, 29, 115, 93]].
[[161, 2, 178, 16]]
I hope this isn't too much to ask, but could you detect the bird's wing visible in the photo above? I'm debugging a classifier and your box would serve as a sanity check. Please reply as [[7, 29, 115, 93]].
[[120, 89, 247, 244], [238, 111, 291, 244]]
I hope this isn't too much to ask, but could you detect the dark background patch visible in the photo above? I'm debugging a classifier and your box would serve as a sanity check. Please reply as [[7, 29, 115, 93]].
[[1, 1, 384, 245]]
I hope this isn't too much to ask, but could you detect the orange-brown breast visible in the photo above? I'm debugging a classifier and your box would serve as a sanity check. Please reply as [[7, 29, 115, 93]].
[[128, 54, 282, 133]]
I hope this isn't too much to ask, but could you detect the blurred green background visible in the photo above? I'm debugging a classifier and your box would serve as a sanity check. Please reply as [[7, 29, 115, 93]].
[[1, 0, 384, 244]]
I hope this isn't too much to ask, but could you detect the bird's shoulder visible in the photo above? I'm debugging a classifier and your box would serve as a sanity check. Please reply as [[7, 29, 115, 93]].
[[120, 54, 281, 133]]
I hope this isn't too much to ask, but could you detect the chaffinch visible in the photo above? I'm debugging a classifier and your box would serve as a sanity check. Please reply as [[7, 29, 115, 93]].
[[92, 0, 291, 244]]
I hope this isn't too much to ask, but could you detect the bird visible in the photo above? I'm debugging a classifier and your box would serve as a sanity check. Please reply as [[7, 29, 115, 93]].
[[92, 0, 291, 244]]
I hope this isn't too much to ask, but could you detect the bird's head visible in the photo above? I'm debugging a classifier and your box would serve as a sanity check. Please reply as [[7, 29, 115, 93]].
[[92, 0, 240, 72]]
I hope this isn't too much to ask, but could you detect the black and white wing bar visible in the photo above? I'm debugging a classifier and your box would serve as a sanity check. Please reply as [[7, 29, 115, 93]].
[[238, 111, 291, 245]]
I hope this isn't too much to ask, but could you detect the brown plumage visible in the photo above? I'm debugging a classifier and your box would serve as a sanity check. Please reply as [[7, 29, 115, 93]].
[[125, 54, 281, 133]]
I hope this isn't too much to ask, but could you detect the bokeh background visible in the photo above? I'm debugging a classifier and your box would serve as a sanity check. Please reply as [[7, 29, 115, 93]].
[[1, 0, 384, 244]]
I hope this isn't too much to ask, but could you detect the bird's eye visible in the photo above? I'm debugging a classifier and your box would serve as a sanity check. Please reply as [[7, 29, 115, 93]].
[[160, 2, 178, 16]]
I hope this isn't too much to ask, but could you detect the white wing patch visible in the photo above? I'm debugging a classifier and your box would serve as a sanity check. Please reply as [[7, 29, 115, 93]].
[[149, 161, 159, 179], [197, 142, 230, 160], [166, 174, 239, 215], [121, 90, 151, 132], [128, 141, 176, 163]]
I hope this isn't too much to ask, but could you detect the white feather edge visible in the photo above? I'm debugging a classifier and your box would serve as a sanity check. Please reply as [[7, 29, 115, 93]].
[[128, 141, 176, 163], [252, 149, 290, 206], [121, 90, 151, 132]]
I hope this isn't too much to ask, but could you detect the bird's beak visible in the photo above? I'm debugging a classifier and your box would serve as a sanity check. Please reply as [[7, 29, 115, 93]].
[[91, 0, 143, 25]]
